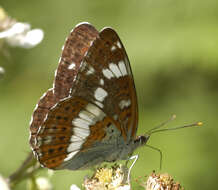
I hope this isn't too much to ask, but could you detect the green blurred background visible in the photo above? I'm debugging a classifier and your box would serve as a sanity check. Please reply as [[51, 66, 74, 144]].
[[0, 0, 218, 189]]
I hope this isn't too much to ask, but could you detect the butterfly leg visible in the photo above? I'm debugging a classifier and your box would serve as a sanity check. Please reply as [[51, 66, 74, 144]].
[[145, 144, 163, 170]]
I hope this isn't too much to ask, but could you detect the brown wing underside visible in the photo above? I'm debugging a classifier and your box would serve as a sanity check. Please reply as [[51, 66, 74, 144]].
[[72, 27, 138, 139], [32, 97, 120, 169], [30, 23, 99, 148], [33, 97, 88, 169], [30, 23, 138, 169]]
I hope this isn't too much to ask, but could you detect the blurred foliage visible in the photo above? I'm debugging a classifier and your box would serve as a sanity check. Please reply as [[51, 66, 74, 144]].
[[0, 0, 218, 189]]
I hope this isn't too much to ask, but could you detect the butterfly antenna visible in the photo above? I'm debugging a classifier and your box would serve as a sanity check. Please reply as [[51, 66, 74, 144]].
[[146, 114, 203, 135], [145, 144, 163, 170], [148, 121, 203, 135], [146, 114, 177, 134], [143, 116, 202, 171]]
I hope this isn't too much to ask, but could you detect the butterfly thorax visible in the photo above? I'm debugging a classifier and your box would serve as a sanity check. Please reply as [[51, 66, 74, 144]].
[[103, 134, 150, 163]]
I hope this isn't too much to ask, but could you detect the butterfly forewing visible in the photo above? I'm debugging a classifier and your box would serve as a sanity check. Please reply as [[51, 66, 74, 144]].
[[73, 27, 138, 140]]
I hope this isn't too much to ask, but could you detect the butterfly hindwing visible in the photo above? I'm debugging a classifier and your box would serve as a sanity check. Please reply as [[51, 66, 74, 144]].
[[33, 96, 124, 169], [54, 23, 99, 99]]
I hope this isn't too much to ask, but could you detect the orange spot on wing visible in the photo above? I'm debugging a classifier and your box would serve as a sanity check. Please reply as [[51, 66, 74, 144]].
[[35, 144, 68, 163], [43, 154, 67, 169]]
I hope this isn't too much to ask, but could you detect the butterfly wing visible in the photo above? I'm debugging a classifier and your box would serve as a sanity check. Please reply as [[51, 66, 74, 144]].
[[30, 23, 99, 150], [74, 27, 138, 140], [31, 24, 138, 170], [54, 23, 99, 99]]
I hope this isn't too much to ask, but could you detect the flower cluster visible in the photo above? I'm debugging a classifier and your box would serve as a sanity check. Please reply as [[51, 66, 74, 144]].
[[70, 164, 131, 190], [141, 172, 183, 190], [0, 6, 44, 49]]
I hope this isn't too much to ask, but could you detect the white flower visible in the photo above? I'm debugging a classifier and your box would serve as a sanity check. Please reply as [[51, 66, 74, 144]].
[[36, 177, 52, 190], [70, 184, 81, 190], [47, 169, 54, 178], [83, 165, 131, 190], [0, 22, 44, 48], [143, 172, 182, 190], [116, 185, 131, 190], [0, 67, 5, 77], [0, 175, 10, 190]]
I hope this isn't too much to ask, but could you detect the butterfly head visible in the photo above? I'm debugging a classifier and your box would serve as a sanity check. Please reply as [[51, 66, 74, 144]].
[[133, 134, 150, 149]]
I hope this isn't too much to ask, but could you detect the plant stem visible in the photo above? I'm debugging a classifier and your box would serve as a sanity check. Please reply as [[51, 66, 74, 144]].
[[8, 152, 41, 188]]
